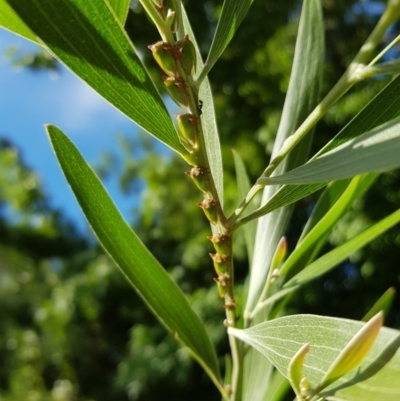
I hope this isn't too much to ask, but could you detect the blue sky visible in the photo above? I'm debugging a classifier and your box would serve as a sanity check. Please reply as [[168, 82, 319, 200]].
[[0, 28, 162, 234]]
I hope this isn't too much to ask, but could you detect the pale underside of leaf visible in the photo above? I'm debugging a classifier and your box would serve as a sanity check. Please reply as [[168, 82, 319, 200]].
[[229, 314, 400, 401], [262, 117, 400, 185], [247, 75, 400, 221], [246, 0, 324, 314]]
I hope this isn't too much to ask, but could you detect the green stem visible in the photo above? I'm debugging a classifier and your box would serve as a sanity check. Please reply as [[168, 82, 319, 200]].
[[139, 0, 174, 43], [227, 328, 243, 401], [141, 3, 242, 399], [357, 60, 400, 80], [369, 34, 400, 66]]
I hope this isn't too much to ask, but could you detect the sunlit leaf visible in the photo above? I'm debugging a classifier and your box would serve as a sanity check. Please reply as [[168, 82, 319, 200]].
[[200, 0, 254, 78], [279, 174, 376, 279], [47, 125, 223, 393], [299, 179, 352, 241], [0, 0, 38, 43], [284, 208, 400, 288], [108, 0, 131, 24], [229, 314, 400, 401], [263, 369, 291, 401], [242, 75, 400, 223], [362, 287, 396, 322], [179, 6, 224, 208], [246, 0, 324, 314], [260, 118, 400, 185], [5, 0, 184, 154], [233, 150, 257, 265]]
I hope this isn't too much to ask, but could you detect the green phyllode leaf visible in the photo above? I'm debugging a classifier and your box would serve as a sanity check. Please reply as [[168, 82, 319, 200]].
[[108, 0, 131, 24], [259, 117, 400, 186], [244, 74, 400, 224], [298, 179, 353, 241], [246, 0, 324, 315], [179, 6, 224, 209], [255, 207, 400, 309], [362, 287, 396, 322], [229, 314, 400, 401], [0, 0, 38, 43], [283, 207, 400, 290], [233, 150, 257, 265], [263, 369, 291, 401], [279, 174, 376, 279], [242, 311, 275, 401], [47, 125, 223, 394], [200, 0, 254, 78], [4, 0, 185, 154], [242, 3, 325, 395]]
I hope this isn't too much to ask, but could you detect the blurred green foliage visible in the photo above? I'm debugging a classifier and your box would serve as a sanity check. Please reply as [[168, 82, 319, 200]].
[[1, 1, 400, 400]]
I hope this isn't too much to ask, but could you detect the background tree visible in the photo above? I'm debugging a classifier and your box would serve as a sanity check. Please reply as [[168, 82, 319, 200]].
[[1, 1, 399, 400]]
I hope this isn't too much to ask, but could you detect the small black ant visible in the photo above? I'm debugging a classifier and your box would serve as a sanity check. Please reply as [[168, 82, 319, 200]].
[[197, 100, 203, 115]]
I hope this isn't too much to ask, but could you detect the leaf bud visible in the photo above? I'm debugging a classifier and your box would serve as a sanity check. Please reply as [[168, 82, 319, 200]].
[[299, 377, 311, 398], [224, 298, 237, 310], [207, 233, 231, 256], [287, 343, 310, 399], [214, 273, 230, 298], [317, 312, 383, 391], [176, 35, 197, 76], [176, 113, 198, 145], [164, 77, 189, 109], [209, 253, 229, 275], [196, 198, 219, 225], [271, 236, 287, 273], [163, 0, 179, 32], [148, 41, 176, 77], [185, 166, 209, 194]]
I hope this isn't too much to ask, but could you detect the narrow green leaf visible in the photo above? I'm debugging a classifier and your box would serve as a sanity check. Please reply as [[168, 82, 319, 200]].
[[244, 75, 400, 222], [179, 6, 224, 208], [299, 179, 352, 242], [108, 0, 131, 24], [284, 208, 400, 289], [46, 125, 222, 392], [263, 369, 290, 401], [229, 314, 400, 401], [246, 0, 324, 314], [5, 0, 184, 154], [200, 0, 254, 78], [233, 150, 257, 265], [0, 0, 38, 43], [280, 174, 376, 278], [242, 311, 275, 401], [362, 287, 396, 322], [261, 118, 400, 185]]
